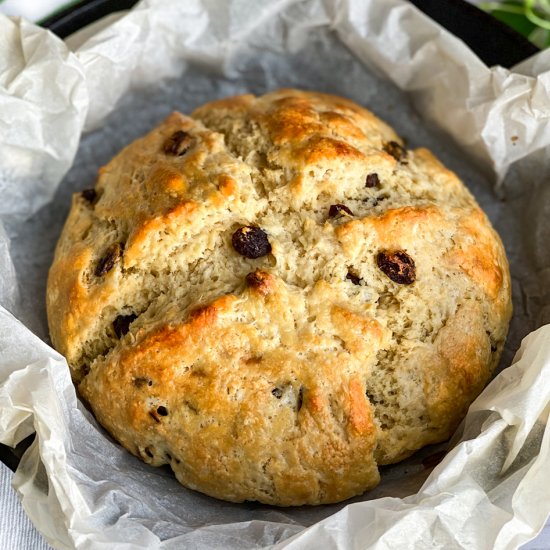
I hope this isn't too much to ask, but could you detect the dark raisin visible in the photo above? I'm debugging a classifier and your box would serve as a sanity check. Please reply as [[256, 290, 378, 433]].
[[366, 389, 379, 405], [149, 411, 161, 423], [113, 313, 137, 338], [486, 330, 498, 352], [328, 204, 354, 218], [144, 447, 154, 458], [272, 387, 283, 399], [81, 188, 97, 204], [166, 453, 172, 461], [133, 377, 152, 388], [95, 243, 123, 277], [246, 271, 272, 296], [346, 270, 362, 285], [246, 271, 264, 287], [422, 450, 446, 469], [383, 141, 407, 162], [297, 386, 304, 411], [232, 226, 271, 259], [365, 173, 380, 188], [163, 130, 193, 156], [157, 406, 168, 416], [376, 251, 416, 284]]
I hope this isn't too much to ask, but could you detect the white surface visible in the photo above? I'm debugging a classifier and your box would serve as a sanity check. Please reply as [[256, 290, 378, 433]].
[[0, 0, 79, 22], [0, 461, 51, 549], [1, 0, 550, 548]]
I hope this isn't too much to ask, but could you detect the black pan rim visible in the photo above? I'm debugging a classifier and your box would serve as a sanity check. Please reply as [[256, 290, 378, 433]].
[[41, 0, 540, 68], [41, 0, 139, 37]]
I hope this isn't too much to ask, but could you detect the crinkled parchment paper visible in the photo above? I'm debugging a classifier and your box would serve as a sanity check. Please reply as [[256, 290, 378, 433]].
[[1, 0, 550, 548]]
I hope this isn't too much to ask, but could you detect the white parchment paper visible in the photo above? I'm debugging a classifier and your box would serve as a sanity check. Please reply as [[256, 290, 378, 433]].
[[1, 0, 550, 548]]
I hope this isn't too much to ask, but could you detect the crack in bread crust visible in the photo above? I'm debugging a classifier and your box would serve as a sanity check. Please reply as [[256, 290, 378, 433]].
[[47, 89, 512, 505]]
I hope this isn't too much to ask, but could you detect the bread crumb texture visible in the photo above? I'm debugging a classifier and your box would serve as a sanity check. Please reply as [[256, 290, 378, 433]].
[[47, 89, 512, 506]]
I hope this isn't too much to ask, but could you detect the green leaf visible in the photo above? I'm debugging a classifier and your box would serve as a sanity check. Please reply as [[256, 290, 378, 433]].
[[529, 25, 550, 47], [492, 9, 538, 36], [479, 0, 550, 47]]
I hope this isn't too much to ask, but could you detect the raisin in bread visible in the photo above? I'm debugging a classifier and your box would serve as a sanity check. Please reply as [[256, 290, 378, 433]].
[[47, 89, 512, 506]]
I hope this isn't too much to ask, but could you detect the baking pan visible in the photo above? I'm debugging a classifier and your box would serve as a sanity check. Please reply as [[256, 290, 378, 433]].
[[42, 0, 540, 67], [41, 0, 138, 36], [0, 0, 540, 471], [410, 0, 538, 67]]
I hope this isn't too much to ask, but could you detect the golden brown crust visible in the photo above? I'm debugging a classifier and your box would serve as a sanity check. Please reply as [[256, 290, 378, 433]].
[[79, 287, 382, 505], [48, 89, 512, 505], [447, 208, 507, 300]]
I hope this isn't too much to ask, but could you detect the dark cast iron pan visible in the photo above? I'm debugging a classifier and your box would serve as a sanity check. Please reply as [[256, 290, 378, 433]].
[[41, 0, 539, 67], [0, 0, 539, 470]]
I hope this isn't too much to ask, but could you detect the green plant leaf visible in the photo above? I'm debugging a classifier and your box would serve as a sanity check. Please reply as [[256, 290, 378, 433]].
[[492, 8, 538, 36], [479, 0, 550, 47]]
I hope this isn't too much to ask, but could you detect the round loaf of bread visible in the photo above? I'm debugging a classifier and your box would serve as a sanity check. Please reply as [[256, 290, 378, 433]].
[[47, 89, 512, 506]]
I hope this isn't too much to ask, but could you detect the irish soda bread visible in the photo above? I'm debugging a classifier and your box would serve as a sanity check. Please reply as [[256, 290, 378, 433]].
[[47, 89, 512, 506]]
